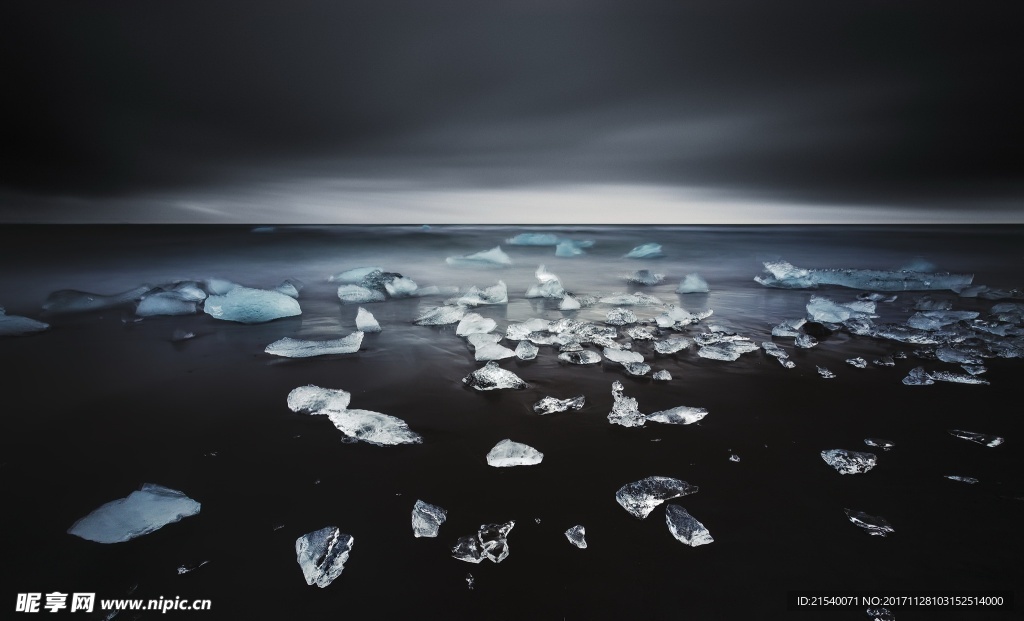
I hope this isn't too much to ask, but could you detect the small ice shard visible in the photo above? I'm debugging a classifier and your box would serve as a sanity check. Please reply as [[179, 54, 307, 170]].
[[821, 449, 877, 474], [559, 295, 581, 310], [846, 357, 867, 368], [728, 454, 740, 462], [676, 273, 709, 294], [907, 310, 979, 331], [533, 395, 585, 415], [647, 405, 708, 426], [412, 500, 448, 538], [665, 504, 713, 546], [624, 243, 664, 259], [604, 348, 644, 364], [558, 350, 601, 365], [864, 438, 894, 451], [844, 509, 894, 537], [654, 336, 693, 354], [859, 292, 897, 302], [384, 276, 419, 298], [336, 284, 386, 304], [652, 369, 672, 381], [67, 483, 201, 544], [355, 307, 382, 333], [608, 381, 646, 427], [452, 521, 515, 564], [43, 285, 152, 314], [866, 606, 896, 621], [623, 362, 651, 376], [794, 334, 818, 349], [465, 573, 475, 589], [0, 308, 49, 335], [928, 371, 990, 385], [625, 270, 665, 286], [265, 332, 364, 358], [456, 313, 497, 336], [486, 439, 544, 467], [171, 329, 196, 342], [203, 286, 301, 324], [655, 305, 712, 328], [962, 364, 987, 375], [873, 355, 896, 367], [176, 560, 210, 575], [762, 342, 795, 368], [772, 318, 806, 337], [817, 366, 836, 379], [463, 361, 528, 390], [474, 342, 517, 362], [453, 281, 508, 306], [515, 340, 539, 360], [414, 304, 467, 326], [329, 266, 385, 284], [605, 308, 638, 326], [451, 536, 486, 563], [754, 259, 973, 291], [564, 525, 587, 549], [948, 429, 1004, 447], [902, 366, 935, 386], [806, 296, 877, 323], [555, 239, 587, 257], [295, 526, 353, 588], [945, 475, 979, 484], [506, 233, 560, 246], [447, 246, 512, 267], [136, 292, 197, 317], [525, 265, 566, 298], [600, 292, 664, 306], [615, 476, 698, 519]]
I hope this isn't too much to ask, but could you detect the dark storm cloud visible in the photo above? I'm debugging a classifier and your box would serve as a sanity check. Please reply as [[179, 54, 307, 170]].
[[2, 0, 1022, 220]]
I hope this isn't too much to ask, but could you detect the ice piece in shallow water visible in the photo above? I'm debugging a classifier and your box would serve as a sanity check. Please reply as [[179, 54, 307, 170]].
[[846, 357, 867, 368], [625, 325, 657, 341], [677, 273, 709, 294], [355, 307, 381, 333], [201, 287, 301, 324], [453, 281, 508, 306], [729, 454, 740, 462], [928, 370, 990, 385], [962, 364, 987, 376], [295, 526, 353, 588], [945, 475, 979, 484], [697, 337, 759, 361], [474, 342, 517, 362], [505, 318, 552, 340], [466, 333, 501, 350], [608, 381, 646, 427], [525, 265, 565, 298], [533, 395, 585, 414], [447, 246, 512, 267], [336, 284, 386, 304], [624, 243, 663, 259], [864, 438, 894, 451], [463, 361, 527, 390], [456, 313, 497, 336], [453, 521, 515, 564], [754, 259, 973, 291], [794, 334, 818, 349], [902, 366, 935, 386], [647, 405, 707, 425], [452, 536, 485, 563], [67, 483, 201, 543], [601, 292, 664, 306], [515, 340, 539, 360], [907, 310, 979, 331], [555, 239, 586, 257], [623, 362, 651, 376], [506, 233, 560, 246], [873, 355, 896, 367], [0, 308, 49, 335], [287, 385, 352, 413], [948, 429, 1004, 447], [329, 266, 384, 284], [772, 318, 806, 337], [821, 449, 877, 474], [412, 500, 447, 538], [136, 292, 197, 317], [866, 606, 896, 621], [655, 336, 692, 354], [665, 504, 713, 546], [43, 285, 152, 314], [564, 525, 587, 549], [559, 350, 601, 364], [625, 270, 664, 286], [915, 295, 952, 311], [604, 348, 644, 364], [486, 439, 544, 467], [656, 305, 712, 328], [762, 342, 795, 368], [414, 304, 467, 326], [321, 409, 423, 446], [265, 332, 364, 358], [844, 509, 894, 537], [559, 295, 581, 310], [806, 296, 876, 323], [652, 370, 672, 381], [817, 366, 836, 379], [605, 308, 638, 326], [615, 476, 698, 519], [275, 279, 303, 299]]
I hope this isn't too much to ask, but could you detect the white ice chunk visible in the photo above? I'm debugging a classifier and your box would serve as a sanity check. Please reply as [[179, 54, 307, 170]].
[[287, 385, 352, 413], [0, 308, 49, 335], [447, 246, 512, 267], [907, 310, 979, 331], [453, 281, 508, 306], [515, 340, 539, 360], [506, 233, 560, 246], [322, 409, 423, 446], [452, 521, 515, 564], [656, 305, 712, 328], [902, 366, 935, 385], [608, 381, 646, 427], [555, 240, 587, 257], [846, 357, 867, 368], [665, 505, 713, 546], [456, 313, 497, 336], [533, 395, 585, 414], [275, 279, 303, 298], [755, 259, 973, 291], [486, 439, 544, 467], [384, 276, 419, 298], [647, 406, 707, 425], [762, 342, 795, 368], [463, 361, 528, 390], [525, 265, 565, 298], [697, 338, 759, 361], [474, 342, 517, 362], [625, 270, 664, 285], [806, 296, 877, 323], [948, 429, 1004, 447], [844, 509, 894, 537], [329, 266, 384, 283], [136, 292, 197, 317], [559, 295, 581, 310], [652, 370, 672, 381], [600, 292, 665, 306], [615, 476, 698, 519], [817, 366, 836, 379], [414, 304, 467, 326], [654, 337, 693, 354], [771, 318, 806, 337], [295, 526, 353, 588], [795, 334, 818, 349], [623, 362, 651, 376], [67, 483, 201, 544], [625, 325, 657, 340], [412, 500, 448, 538], [928, 370, 990, 385], [864, 438, 894, 451], [565, 525, 587, 549], [945, 475, 979, 484], [336, 284, 386, 304], [558, 350, 602, 364], [465, 333, 501, 350], [603, 348, 645, 364], [265, 332, 364, 358], [204, 287, 301, 324], [821, 449, 877, 474], [43, 285, 152, 314], [355, 307, 382, 333], [624, 243, 664, 259], [676, 273, 710, 294], [605, 308, 638, 326], [505, 318, 552, 340]]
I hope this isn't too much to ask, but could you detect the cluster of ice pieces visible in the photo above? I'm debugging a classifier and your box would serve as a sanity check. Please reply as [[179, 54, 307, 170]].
[[67, 483, 201, 544], [615, 476, 698, 519], [287, 385, 422, 446], [821, 449, 877, 474], [452, 521, 515, 564], [755, 259, 974, 291], [295, 526, 354, 588]]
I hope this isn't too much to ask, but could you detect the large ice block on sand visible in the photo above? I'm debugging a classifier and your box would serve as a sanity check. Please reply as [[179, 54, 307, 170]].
[[295, 526, 353, 588], [615, 476, 698, 519], [447, 246, 512, 267], [754, 259, 973, 291], [462, 361, 528, 390], [412, 500, 448, 538], [0, 308, 49, 335], [486, 439, 544, 467], [204, 287, 301, 323], [67, 483, 201, 543], [665, 505, 713, 546], [533, 395, 585, 415], [821, 449, 877, 474], [624, 243, 664, 259], [355, 307, 382, 333], [608, 381, 646, 428], [647, 405, 707, 425], [43, 285, 152, 314], [265, 332, 364, 357]]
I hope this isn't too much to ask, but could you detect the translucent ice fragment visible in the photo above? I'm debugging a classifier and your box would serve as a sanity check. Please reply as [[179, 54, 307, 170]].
[[559, 350, 601, 365], [452, 521, 515, 564], [453, 281, 508, 306], [463, 361, 528, 390], [729, 454, 741, 462], [0, 308, 49, 335], [565, 525, 587, 549], [615, 476, 698, 519], [414, 304, 467, 326], [336, 284, 386, 304], [533, 395, 585, 415], [555, 240, 587, 257], [697, 338, 759, 361], [821, 449, 877, 474], [817, 366, 836, 379], [772, 318, 806, 337], [665, 504, 713, 546], [806, 296, 877, 323], [844, 509, 894, 537], [43, 285, 152, 314], [623, 362, 651, 376], [945, 475, 979, 484], [412, 500, 447, 538], [625, 326, 657, 341], [755, 259, 973, 291], [136, 292, 197, 317], [355, 307, 382, 333], [329, 266, 384, 284], [506, 233, 560, 246], [902, 366, 935, 386], [456, 313, 497, 336], [655, 337, 693, 354], [907, 310, 979, 331], [474, 342, 517, 362], [287, 385, 352, 413], [452, 536, 485, 563], [67, 483, 201, 543], [295, 526, 353, 588], [762, 342, 795, 368], [609, 381, 646, 427], [624, 243, 664, 259], [625, 270, 664, 286], [265, 332, 364, 358], [647, 405, 708, 425], [656, 305, 712, 328], [866, 606, 896, 621], [606, 308, 638, 326], [559, 295, 581, 310], [465, 573, 475, 589], [652, 370, 672, 381], [466, 333, 501, 350], [846, 357, 867, 368], [525, 265, 565, 299], [486, 439, 544, 467], [915, 296, 953, 311], [321, 409, 423, 446], [864, 438, 894, 451], [446, 246, 512, 267], [202, 287, 301, 324], [928, 371, 990, 385], [515, 340, 539, 360], [948, 429, 1003, 447], [600, 292, 664, 306], [604, 348, 644, 364], [506, 318, 552, 340], [795, 334, 818, 349], [677, 273, 709, 294]]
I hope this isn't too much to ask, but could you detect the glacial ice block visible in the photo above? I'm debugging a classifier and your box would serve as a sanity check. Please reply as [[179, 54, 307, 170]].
[[817, 366, 836, 379], [902, 366, 935, 386], [414, 304, 467, 326], [453, 281, 508, 306], [452, 521, 515, 564], [463, 361, 528, 390], [665, 505, 713, 546], [287, 385, 352, 413], [355, 307, 382, 332], [456, 313, 497, 336], [655, 305, 713, 329], [603, 348, 644, 365], [609, 381, 646, 427], [771, 318, 806, 337], [805, 296, 877, 323], [625, 270, 664, 286], [559, 350, 602, 364], [336, 284, 386, 304], [697, 338, 759, 361], [615, 476, 698, 519], [864, 438, 894, 451], [565, 525, 587, 549], [204, 287, 301, 324], [754, 259, 974, 291], [625, 325, 657, 340], [652, 370, 672, 381], [474, 342, 517, 362], [265, 332, 364, 357], [136, 292, 197, 317], [525, 265, 565, 299], [844, 509, 894, 537], [67, 483, 201, 544], [647, 406, 708, 426], [821, 449, 877, 474], [559, 295, 581, 310], [0, 308, 49, 336], [287, 385, 421, 445], [43, 285, 153, 314], [600, 292, 664, 306], [506, 233, 560, 246], [446, 246, 512, 267], [555, 240, 587, 257], [948, 429, 1004, 447], [654, 337, 693, 354], [412, 500, 448, 538], [384, 277, 419, 298], [486, 439, 544, 467], [605, 308, 638, 326], [762, 342, 795, 368], [928, 370, 990, 385], [533, 395, 585, 415], [515, 340, 539, 360], [624, 243, 664, 259], [676, 273, 710, 294], [907, 310, 979, 330], [329, 266, 385, 283], [295, 526, 353, 588]]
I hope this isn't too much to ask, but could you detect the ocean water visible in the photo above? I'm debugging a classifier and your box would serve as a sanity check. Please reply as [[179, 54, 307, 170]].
[[1, 224, 1021, 620]]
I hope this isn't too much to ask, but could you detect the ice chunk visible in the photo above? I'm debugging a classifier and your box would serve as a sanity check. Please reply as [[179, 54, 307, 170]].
[[43, 285, 152, 314], [355, 307, 382, 333], [136, 292, 197, 317], [817, 366, 836, 379], [412, 500, 447, 538], [608, 381, 646, 427], [474, 341, 517, 362], [336, 284, 386, 304], [414, 304, 467, 326], [907, 310, 979, 331], [486, 439, 544, 467], [275, 279, 302, 299], [287, 385, 421, 445], [615, 476, 698, 519], [453, 281, 508, 306], [755, 259, 973, 291], [676, 273, 709, 294], [806, 296, 877, 323], [945, 475, 979, 484], [729, 454, 741, 462], [654, 336, 693, 354], [915, 296, 953, 311], [506, 233, 560, 246], [948, 429, 1004, 447], [665, 505, 713, 547], [533, 395, 585, 415], [624, 243, 664, 259], [625, 270, 664, 286], [928, 370, 990, 385], [846, 357, 867, 368], [524, 265, 565, 298], [605, 308, 638, 326], [465, 573, 474, 589], [647, 405, 707, 425], [902, 366, 935, 386], [762, 342, 795, 368], [466, 333, 501, 350], [515, 340, 539, 360], [456, 313, 497, 336], [0, 308, 49, 336], [625, 326, 657, 341], [447, 246, 512, 267], [652, 370, 672, 381], [452, 521, 515, 564], [844, 509, 894, 537], [505, 318, 552, 340], [821, 449, 877, 474], [564, 525, 587, 549], [772, 318, 806, 337], [623, 362, 651, 375], [558, 350, 601, 365], [604, 348, 644, 364], [696, 334, 759, 361], [287, 385, 352, 413], [329, 266, 384, 283], [200, 287, 300, 324], [67, 483, 201, 544], [867, 607, 896, 621], [794, 334, 818, 349], [600, 292, 664, 306], [265, 332, 364, 358], [864, 438, 894, 451], [463, 361, 528, 390], [295, 526, 353, 588], [559, 295, 581, 311], [555, 239, 587, 257]]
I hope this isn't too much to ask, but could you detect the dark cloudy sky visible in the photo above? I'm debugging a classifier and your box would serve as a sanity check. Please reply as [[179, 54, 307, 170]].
[[3, 0, 1022, 223]]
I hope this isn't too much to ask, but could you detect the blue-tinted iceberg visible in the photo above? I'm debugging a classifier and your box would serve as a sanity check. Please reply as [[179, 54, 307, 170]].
[[506, 233, 560, 246], [136, 292, 197, 317], [355, 307, 382, 332], [204, 287, 301, 323], [676, 274, 710, 294], [0, 307, 49, 336], [755, 260, 973, 291], [624, 243, 664, 259], [43, 285, 152, 314], [446, 246, 512, 267], [67, 483, 201, 543]]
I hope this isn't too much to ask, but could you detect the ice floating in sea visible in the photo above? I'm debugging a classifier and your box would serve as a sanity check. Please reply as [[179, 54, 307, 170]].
[[295, 526, 353, 588], [287, 385, 421, 445], [647, 405, 708, 425], [936, 345, 984, 365], [754, 259, 973, 291], [203, 286, 301, 324], [555, 239, 587, 257], [473, 341, 517, 362], [486, 439, 544, 467], [136, 292, 197, 317], [456, 313, 497, 336], [655, 336, 693, 354], [677, 273, 709, 294], [623, 362, 651, 376], [652, 369, 672, 381], [336, 284, 386, 304], [873, 355, 896, 367], [948, 429, 1004, 447], [600, 292, 665, 306], [907, 310, 979, 331], [275, 279, 303, 299], [696, 333, 759, 361], [821, 449, 877, 474], [463, 361, 528, 390], [43, 285, 152, 314], [846, 357, 867, 368], [623, 326, 654, 341], [465, 573, 474, 589], [412, 500, 447, 538], [559, 350, 601, 365], [915, 296, 953, 311], [817, 366, 836, 379], [559, 295, 581, 310], [962, 364, 987, 375], [287, 385, 352, 412], [452, 521, 515, 564], [506, 233, 560, 246], [0, 308, 49, 335], [665, 505, 713, 546], [902, 366, 935, 385], [466, 333, 501, 350], [506, 318, 552, 340], [533, 395, 585, 415], [605, 308, 638, 326], [864, 438, 894, 451], [795, 334, 818, 349], [414, 304, 467, 326], [525, 265, 566, 299], [945, 475, 979, 484], [624, 243, 664, 259], [928, 370, 990, 385], [329, 266, 384, 284], [625, 270, 665, 286], [844, 509, 894, 537], [655, 305, 712, 329], [772, 318, 806, 337], [384, 276, 419, 298], [452, 281, 508, 306], [762, 342, 795, 368], [608, 381, 646, 427], [67, 483, 201, 544], [615, 476, 698, 519], [515, 340, 539, 360], [265, 332, 364, 358], [604, 348, 645, 365], [177, 560, 209, 575], [446, 246, 512, 267], [806, 296, 877, 323], [564, 525, 587, 549], [355, 307, 382, 333]]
